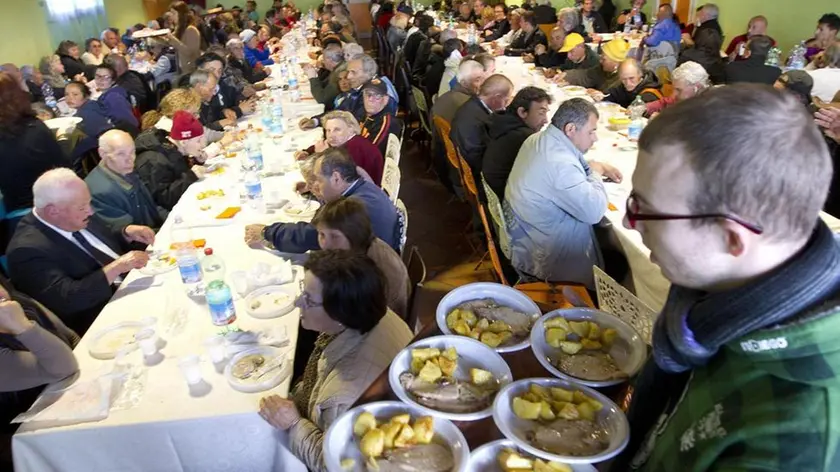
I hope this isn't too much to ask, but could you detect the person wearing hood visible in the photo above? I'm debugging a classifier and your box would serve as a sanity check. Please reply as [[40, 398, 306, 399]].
[[438, 38, 465, 96], [598, 59, 662, 108], [609, 84, 840, 472], [55, 40, 91, 82], [560, 39, 629, 92], [482, 86, 552, 200], [85, 130, 168, 231], [134, 111, 205, 211], [359, 79, 402, 159]]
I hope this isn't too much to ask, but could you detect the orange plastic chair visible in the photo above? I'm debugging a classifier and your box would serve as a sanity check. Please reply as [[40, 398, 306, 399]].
[[456, 148, 479, 203], [478, 204, 510, 285], [538, 24, 554, 38]]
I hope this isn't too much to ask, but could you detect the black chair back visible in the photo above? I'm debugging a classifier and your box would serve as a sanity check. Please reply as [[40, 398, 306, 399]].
[[404, 245, 427, 334]]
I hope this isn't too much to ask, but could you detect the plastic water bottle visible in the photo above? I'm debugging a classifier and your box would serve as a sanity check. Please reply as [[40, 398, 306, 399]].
[[288, 73, 298, 89], [270, 101, 285, 134], [627, 96, 646, 140], [200, 248, 226, 284], [766, 47, 782, 67], [246, 139, 264, 170], [206, 279, 236, 326], [260, 101, 272, 127], [42, 83, 58, 114], [467, 24, 476, 45], [171, 215, 203, 292], [244, 170, 265, 212], [787, 41, 808, 70]]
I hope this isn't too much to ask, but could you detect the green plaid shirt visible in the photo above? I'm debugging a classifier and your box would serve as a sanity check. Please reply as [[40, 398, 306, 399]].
[[629, 304, 840, 471]]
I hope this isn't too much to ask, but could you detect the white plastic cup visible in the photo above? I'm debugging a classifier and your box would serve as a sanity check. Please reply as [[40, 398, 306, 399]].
[[230, 270, 250, 297], [178, 355, 203, 385], [135, 328, 158, 357], [204, 335, 227, 363]]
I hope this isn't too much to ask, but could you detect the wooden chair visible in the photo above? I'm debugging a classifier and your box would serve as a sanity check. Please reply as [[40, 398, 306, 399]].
[[538, 24, 554, 38], [655, 65, 674, 98], [456, 148, 479, 206], [404, 245, 428, 334], [432, 115, 465, 190], [478, 199, 594, 310]]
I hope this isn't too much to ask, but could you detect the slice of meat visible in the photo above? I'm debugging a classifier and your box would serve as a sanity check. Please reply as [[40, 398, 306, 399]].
[[399, 372, 497, 413], [369, 444, 455, 472], [528, 419, 609, 456], [556, 351, 628, 382]]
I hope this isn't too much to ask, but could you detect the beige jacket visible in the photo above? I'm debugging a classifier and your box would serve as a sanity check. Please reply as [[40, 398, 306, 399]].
[[368, 238, 411, 319], [288, 310, 413, 472]]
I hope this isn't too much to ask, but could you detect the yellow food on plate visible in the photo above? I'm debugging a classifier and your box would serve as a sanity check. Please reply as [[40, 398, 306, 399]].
[[544, 316, 621, 354], [196, 189, 225, 200], [545, 328, 567, 348], [418, 361, 443, 383], [497, 448, 573, 472], [512, 384, 604, 423], [410, 347, 459, 378], [559, 341, 583, 355], [339, 458, 355, 470], [569, 321, 591, 338], [446, 307, 517, 349], [608, 116, 631, 125], [470, 368, 494, 385], [354, 413, 436, 459]]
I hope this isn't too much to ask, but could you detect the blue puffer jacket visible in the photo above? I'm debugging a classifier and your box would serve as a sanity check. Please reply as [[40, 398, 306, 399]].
[[244, 45, 274, 67]]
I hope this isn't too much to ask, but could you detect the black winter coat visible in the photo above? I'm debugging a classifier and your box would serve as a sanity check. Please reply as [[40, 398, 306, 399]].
[[134, 128, 198, 211], [482, 113, 536, 200]]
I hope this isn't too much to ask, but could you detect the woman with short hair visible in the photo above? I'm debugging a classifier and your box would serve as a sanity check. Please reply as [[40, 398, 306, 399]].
[[92, 65, 138, 131], [55, 40, 89, 81], [82, 38, 106, 66], [258, 250, 412, 472]]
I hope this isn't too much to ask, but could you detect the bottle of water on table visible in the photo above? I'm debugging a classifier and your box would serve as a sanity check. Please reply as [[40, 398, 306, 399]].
[[244, 170, 266, 212], [787, 41, 807, 70], [171, 216, 203, 294], [627, 95, 646, 141], [260, 101, 273, 127], [270, 101, 285, 135], [201, 248, 226, 284], [206, 279, 236, 326]]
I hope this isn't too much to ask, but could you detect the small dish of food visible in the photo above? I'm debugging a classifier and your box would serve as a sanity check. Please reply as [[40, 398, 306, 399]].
[[492, 378, 629, 464], [139, 250, 177, 276], [467, 439, 596, 472], [324, 401, 469, 472], [283, 199, 320, 219], [244, 285, 297, 319], [224, 346, 289, 393], [389, 335, 512, 421], [530, 309, 646, 388], [436, 283, 541, 353]]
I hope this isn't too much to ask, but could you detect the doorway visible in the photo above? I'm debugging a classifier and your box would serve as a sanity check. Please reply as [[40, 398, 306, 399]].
[[655, 0, 695, 26]]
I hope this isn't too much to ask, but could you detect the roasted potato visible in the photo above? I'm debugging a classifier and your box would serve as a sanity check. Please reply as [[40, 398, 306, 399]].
[[488, 320, 512, 333], [512, 397, 542, 420], [529, 384, 551, 401], [418, 361, 443, 383], [569, 321, 591, 338], [410, 357, 425, 374], [476, 317, 490, 331], [411, 348, 441, 362], [441, 347, 458, 361], [460, 309, 478, 327], [453, 320, 471, 336], [437, 356, 457, 376], [550, 387, 574, 402], [601, 328, 618, 348], [544, 317, 571, 331], [577, 402, 596, 421], [339, 458, 356, 470], [498, 449, 534, 470], [393, 424, 416, 448], [557, 402, 580, 420], [539, 401, 556, 421], [559, 341, 583, 355], [390, 414, 411, 425], [360, 428, 385, 458], [588, 322, 601, 340], [534, 459, 573, 472], [353, 412, 377, 437], [480, 331, 503, 348], [580, 338, 603, 350], [498, 331, 514, 344], [468, 327, 482, 340], [412, 417, 434, 444], [470, 368, 495, 385], [382, 422, 402, 449], [446, 310, 461, 329], [545, 328, 568, 348]]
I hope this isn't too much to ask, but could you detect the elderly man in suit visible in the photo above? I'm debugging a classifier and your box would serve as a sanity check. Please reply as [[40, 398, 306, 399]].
[[7, 168, 154, 334], [85, 130, 168, 231]]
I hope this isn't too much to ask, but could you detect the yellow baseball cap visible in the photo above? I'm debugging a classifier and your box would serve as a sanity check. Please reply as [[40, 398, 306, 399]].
[[601, 39, 631, 63], [559, 33, 585, 53]]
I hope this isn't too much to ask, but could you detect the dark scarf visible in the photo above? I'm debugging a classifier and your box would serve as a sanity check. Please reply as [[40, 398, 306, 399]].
[[653, 220, 840, 373]]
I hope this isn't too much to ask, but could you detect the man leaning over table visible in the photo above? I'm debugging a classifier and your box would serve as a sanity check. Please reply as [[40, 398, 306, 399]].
[[533, 27, 567, 70], [244, 147, 400, 253], [7, 168, 153, 335], [609, 85, 840, 472], [505, 98, 622, 289]]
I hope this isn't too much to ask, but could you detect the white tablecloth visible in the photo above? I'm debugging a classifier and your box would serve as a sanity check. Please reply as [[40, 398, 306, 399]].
[[13, 62, 324, 472], [491, 55, 840, 311]]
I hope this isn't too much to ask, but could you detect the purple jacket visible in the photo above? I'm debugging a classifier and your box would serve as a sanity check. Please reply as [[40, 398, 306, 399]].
[[98, 86, 138, 128]]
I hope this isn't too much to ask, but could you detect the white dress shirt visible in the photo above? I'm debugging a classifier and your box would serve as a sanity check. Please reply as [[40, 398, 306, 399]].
[[33, 210, 121, 261]]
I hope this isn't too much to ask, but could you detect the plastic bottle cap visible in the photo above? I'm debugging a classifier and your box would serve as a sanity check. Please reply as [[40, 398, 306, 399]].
[[204, 248, 213, 256]]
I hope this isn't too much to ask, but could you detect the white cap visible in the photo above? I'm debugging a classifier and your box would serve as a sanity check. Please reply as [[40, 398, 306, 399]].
[[239, 29, 257, 44]]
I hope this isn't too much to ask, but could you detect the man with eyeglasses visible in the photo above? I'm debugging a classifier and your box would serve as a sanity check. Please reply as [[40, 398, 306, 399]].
[[359, 79, 402, 158], [505, 98, 621, 288], [610, 84, 840, 472]]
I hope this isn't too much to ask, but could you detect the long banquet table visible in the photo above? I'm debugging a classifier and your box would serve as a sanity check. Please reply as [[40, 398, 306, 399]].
[[12, 63, 321, 472], [488, 55, 840, 311]]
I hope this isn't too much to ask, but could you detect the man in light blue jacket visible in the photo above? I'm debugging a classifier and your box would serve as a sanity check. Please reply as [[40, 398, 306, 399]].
[[505, 98, 622, 288]]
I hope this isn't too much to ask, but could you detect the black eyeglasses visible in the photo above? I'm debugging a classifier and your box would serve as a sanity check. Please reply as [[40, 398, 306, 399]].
[[625, 192, 764, 235]]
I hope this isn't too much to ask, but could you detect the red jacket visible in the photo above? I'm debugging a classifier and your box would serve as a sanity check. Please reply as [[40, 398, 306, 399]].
[[307, 135, 385, 186]]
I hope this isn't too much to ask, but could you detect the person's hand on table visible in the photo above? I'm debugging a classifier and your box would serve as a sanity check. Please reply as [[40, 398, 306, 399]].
[[73, 73, 86, 82], [191, 165, 206, 179], [551, 71, 567, 84], [543, 68, 557, 79], [0, 299, 34, 335], [298, 118, 317, 130], [534, 44, 547, 56], [222, 108, 238, 122], [245, 224, 267, 247], [294, 150, 310, 161], [294, 181, 310, 194], [220, 132, 235, 147], [259, 395, 301, 430], [522, 53, 535, 63], [484, 29, 493, 37], [302, 64, 318, 79], [590, 161, 623, 183], [587, 89, 606, 101], [114, 251, 151, 272], [239, 100, 256, 115], [493, 47, 504, 57], [313, 139, 329, 153], [242, 86, 256, 98], [123, 225, 156, 245]]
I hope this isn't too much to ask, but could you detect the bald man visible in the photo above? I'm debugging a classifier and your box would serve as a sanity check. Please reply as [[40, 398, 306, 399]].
[[598, 59, 663, 107], [7, 168, 153, 333], [726, 16, 776, 61], [85, 130, 168, 230], [450, 74, 515, 185]]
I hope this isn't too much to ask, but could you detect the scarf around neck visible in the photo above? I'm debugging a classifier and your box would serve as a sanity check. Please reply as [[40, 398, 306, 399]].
[[653, 220, 840, 373]]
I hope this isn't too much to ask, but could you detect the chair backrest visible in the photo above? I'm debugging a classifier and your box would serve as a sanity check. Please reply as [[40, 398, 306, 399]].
[[395, 198, 408, 254], [385, 133, 401, 164], [411, 86, 432, 134], [478, 205, 509, 286], [538, 24, 554, 37], [655, 65, 674, 97], [404, 245, 427, 334], [432, 115, 463, 175], [481, 177, 513, 260], [382, 158, 401, 203], [456, 148, 479, 201]]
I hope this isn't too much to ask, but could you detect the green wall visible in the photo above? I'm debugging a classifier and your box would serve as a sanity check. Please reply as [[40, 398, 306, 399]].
[[0, 0, 150, 67]]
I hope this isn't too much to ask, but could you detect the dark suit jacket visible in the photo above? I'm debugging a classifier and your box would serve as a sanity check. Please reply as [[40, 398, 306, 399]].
[[505, 28, 548, 57], [450, 96, 494, 176], [725, 57, 781, 86], [6, 214, 130, 334]]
